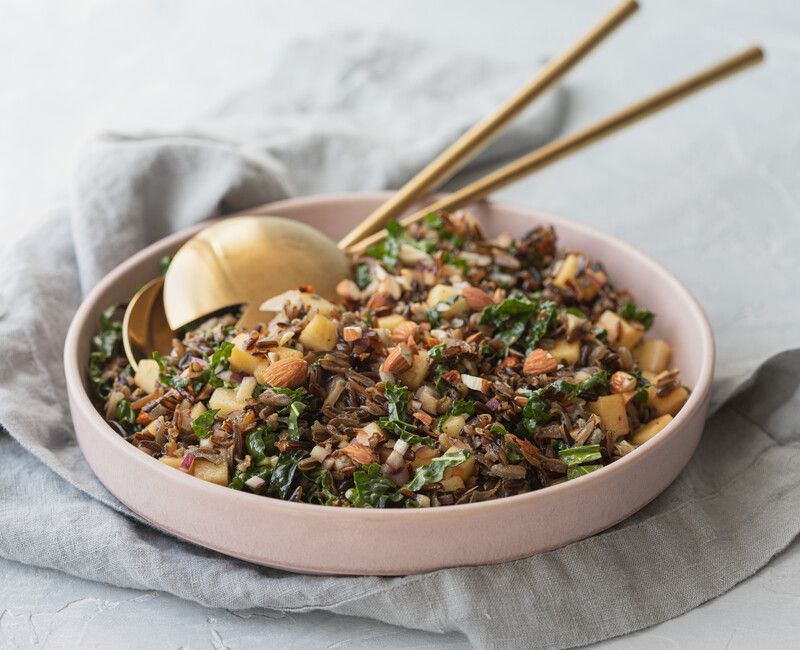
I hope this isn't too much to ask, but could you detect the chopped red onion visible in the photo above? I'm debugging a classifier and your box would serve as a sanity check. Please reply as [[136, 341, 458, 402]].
[[180, 453, 195, 472]]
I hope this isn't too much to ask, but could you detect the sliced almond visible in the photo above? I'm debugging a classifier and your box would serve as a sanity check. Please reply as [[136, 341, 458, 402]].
[[255, 358, 308, 388], [382, 344, 413, 374], [461, 374, 491, 393], [610, 371, 637, 394], [391, 320, 418, 343], [343, 325, 363, 342], [460, 286, 494, 311], [336, 279, 361, 302], [338, 443, 376, 465], [412, 410, 434, 426], [523, 349, 558, 375], [366, 291, 396, 315]]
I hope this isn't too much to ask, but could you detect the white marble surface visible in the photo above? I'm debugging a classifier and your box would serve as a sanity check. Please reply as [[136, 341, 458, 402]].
[[2, 0, 799, 647]]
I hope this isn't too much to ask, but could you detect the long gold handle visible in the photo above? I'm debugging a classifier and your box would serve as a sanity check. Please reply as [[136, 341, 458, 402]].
[[348, 45, 764, 254], [336, 0, 639, 250]]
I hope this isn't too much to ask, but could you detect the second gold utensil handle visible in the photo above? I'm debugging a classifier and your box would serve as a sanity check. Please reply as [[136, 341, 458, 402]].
[[348, 45, 764, 253]]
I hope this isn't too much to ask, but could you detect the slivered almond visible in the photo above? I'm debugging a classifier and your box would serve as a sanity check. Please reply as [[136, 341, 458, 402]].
[[610, 371, 637, 394], [336, 279, 361, 302], [412, 411, 433, 426], [366, 291, 395, 315], [523, 349, 558, 375], [343, 326, 363, 342], [460, 286, 494, 311], [339, 443, 376, 464], [461, 374, 491, 393], [381, 344, 413, 374], [391, 320, 418, 343], [255, 358, 308, 388]]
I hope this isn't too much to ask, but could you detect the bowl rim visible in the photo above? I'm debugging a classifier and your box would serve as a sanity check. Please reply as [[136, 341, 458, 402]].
[[64, 191, 715, 521]]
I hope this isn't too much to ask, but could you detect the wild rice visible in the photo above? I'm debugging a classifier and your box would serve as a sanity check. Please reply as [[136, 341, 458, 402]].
[[89, 209, 689, 508]]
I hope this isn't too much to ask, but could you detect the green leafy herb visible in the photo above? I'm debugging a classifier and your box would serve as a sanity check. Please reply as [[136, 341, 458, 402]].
[[619, 302, 655, 330], [354, 262, 372, 290], [366, 219, 435, 269], [437, 400, 475, 431], [379, 382, 436, 447], [480, 297, 559, 352], [246, 426, 276, 465], [205, 341, 235, 388], [427, 295, 459, 329], [366, 220, 404, 268], [565, 307, 587, 319], [88, 305, 123, 399], [406, 449, 471, 492], [311, 470, 339, 506], [347, 463, 405, 508], [567, 464, 603, 480], [268, 450, 307, 500], [287, 401, 307, 440], [442, 250, 468, 274], [520, 392, 552, 434], [558, 444, 602, 467], [159, 254, 173, 274], [152, 351, 188, 389], [191, 408, 219, 438], [229, 466, 272, 492], [593, 327, 609, 344], [519, 371, 610, 436], [523, 301, 559, 351], [115, 400, 138, 425], [427, 343, 446, 362], [630, 370, 652, 405], [425, 213, 464, 247]]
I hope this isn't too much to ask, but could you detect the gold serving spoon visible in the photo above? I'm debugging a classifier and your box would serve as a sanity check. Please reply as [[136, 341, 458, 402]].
[[122, 0, 638, 369]]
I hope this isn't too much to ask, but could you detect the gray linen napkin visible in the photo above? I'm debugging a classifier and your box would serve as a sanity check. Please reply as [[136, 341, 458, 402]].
[[1, 32, 799, 650]]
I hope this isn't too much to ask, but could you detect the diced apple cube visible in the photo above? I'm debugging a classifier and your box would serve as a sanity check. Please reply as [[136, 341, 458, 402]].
[[144, 415, 166, 437], [298, 313, 337, 351], [444, 454, 476, 482], [634, 339, 672, 374], [439, 475, 465, 492], [549, 338, 581, 366], [440, 414, 467, 437], [159, 455, 183, 469], [189, 402, 207, 421], [193, 458, 229, 486], [270, 347, 304, 362], [399, 351, 431, 390], [209, 387, 246, 416], [376, 314, 406, 330], [299, 293, 336, 316], [229, 333, 262, 374], [646, 385, 689, 417], [427, 284, 468, 318], [134, 358, 160, 394], [588, 393, 630, 438], [630, 414, 673, 446], [596, 310, 644, 350], [553, 253, 579, 289]]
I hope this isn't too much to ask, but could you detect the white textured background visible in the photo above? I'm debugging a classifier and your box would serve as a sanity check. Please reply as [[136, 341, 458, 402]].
[[2, 0, 799, 647]]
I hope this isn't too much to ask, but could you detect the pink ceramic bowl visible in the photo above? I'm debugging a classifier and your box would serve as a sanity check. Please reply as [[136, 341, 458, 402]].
[[64, 193, 714, 576]]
